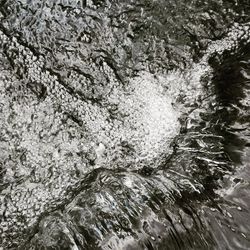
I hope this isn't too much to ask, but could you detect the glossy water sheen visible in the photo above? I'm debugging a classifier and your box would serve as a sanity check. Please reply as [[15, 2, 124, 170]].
[[0, 1, 249, 249]]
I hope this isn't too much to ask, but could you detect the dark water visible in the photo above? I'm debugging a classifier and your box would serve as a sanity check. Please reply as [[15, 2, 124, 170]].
[[0, 1, 250, 249]]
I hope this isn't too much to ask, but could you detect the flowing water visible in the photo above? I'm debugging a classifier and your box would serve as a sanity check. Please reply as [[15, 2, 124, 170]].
[[0, 1, 249, 249]]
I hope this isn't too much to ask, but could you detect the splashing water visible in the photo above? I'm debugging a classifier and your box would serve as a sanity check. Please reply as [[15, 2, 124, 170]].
[[0, 1, 250, 249]]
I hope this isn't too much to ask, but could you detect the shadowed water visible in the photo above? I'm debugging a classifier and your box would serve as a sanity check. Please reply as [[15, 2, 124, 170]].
[[0, 1, 250, 249]]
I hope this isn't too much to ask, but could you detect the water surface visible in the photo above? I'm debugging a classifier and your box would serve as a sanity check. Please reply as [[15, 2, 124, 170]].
[[0, 1, 249, 249]]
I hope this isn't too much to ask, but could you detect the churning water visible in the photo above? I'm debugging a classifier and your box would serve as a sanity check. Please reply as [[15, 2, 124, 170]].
[[0, 1, 249, 249]]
